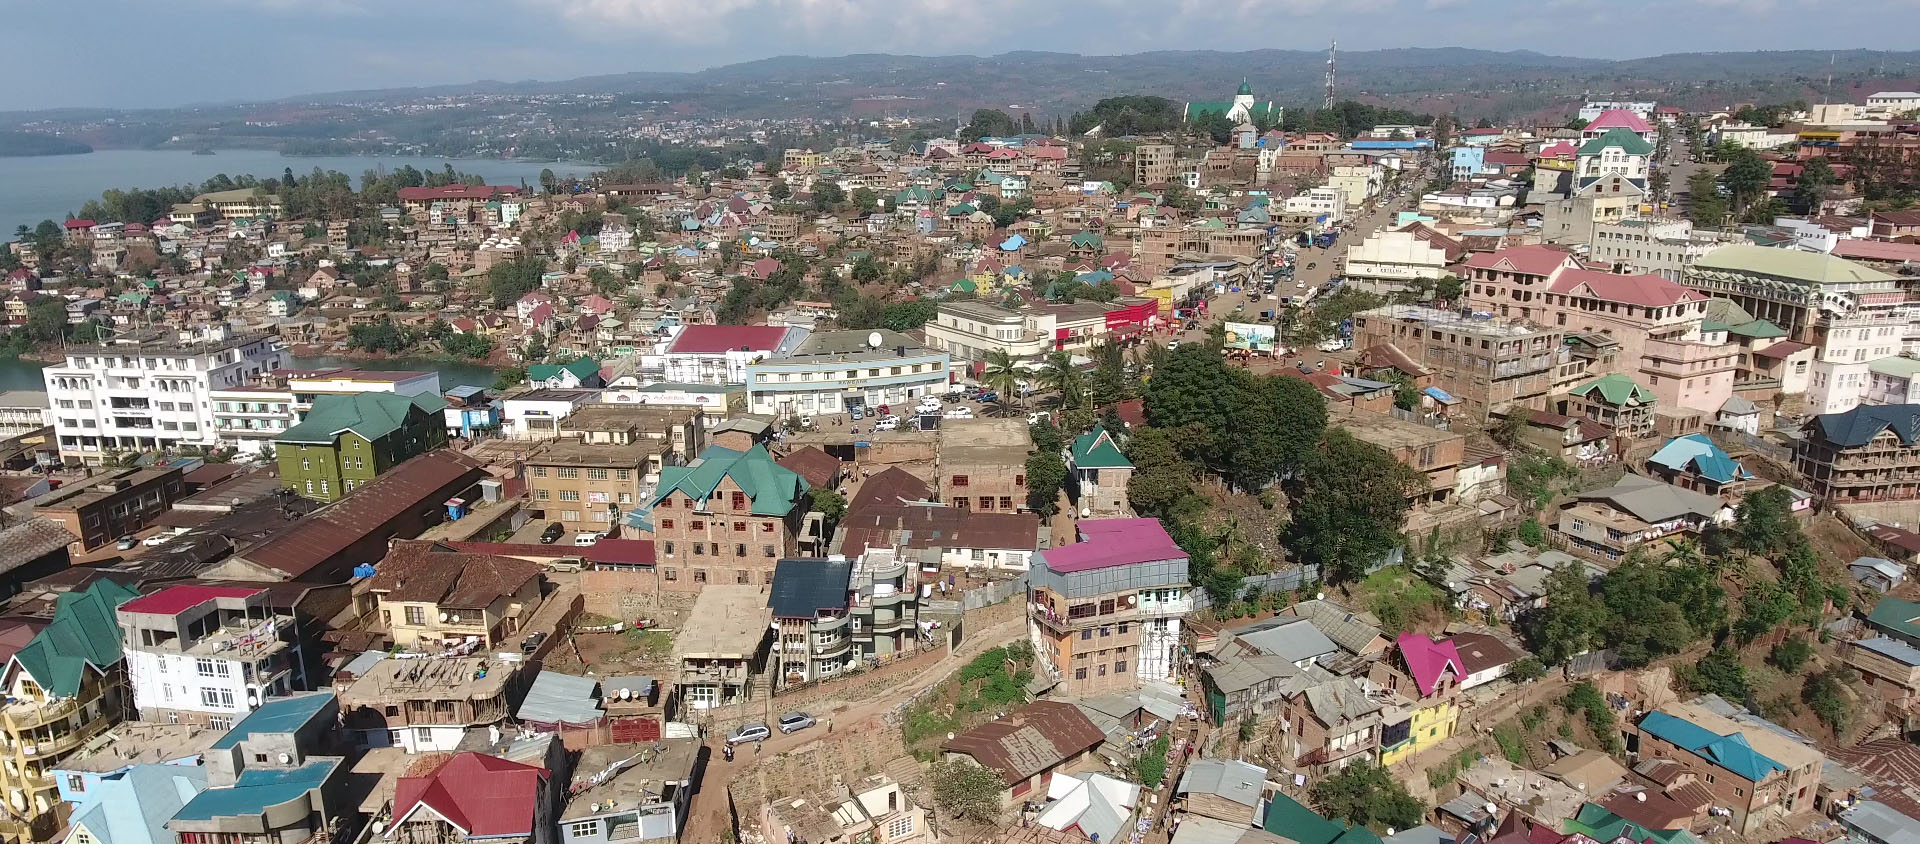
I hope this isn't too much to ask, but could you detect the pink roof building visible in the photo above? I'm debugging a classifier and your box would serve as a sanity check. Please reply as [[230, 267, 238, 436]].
[[1583, 109, 1655, 141], [1395, 632, 1463, 697]]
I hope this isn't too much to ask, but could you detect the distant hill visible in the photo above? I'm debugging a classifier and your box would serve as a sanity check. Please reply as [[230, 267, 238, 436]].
[[0, 130, 91, 157], [277, 46, 1920, 119]]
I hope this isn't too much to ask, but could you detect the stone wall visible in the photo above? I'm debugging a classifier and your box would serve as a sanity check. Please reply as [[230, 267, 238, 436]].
[[580, 569, 702, 622]]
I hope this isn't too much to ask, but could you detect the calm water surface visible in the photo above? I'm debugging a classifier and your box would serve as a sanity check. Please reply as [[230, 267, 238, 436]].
[[0, 148, 602, 234]]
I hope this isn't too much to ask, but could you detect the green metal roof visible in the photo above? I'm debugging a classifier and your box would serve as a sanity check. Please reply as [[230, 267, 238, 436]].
[[1577, 127, 1654, 157], [1071, 428, 1132, 469], [171, 759, 340, 821], [528, 356, 600, 384], [1569, 373, 1655, 407], [1564, 803, 1701, 844], [1692, 244, 1895, 284], [1070, 231, 1105, 251], [275, 392, 447, 446], [1869, 357, 1920, 380], [12, 579, 141, 698], [1261, 791, 1385, 844], [1867, 596, 1920, 641], [648, 444, 808, 517]]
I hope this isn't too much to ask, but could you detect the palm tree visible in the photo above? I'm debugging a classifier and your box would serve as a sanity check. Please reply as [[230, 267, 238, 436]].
[[1043, 351, 1086, 410], [983, 349, 1020, 410]]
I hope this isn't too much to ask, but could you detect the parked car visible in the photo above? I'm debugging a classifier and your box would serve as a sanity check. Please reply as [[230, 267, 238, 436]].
[[872, 416, 900, 431], [727, 722, 771, 745], [944, 407, 975, 420], [540, 522, 565, 544], [877, 404, 890, 416], [520, 631, 548, 653], [977, 391, 1000, 403], [573, 532, 604, 547], [115, 535, 137, 551], [849, 405, 865, 420], [778, 712, 817, 734], [143, 527, 189, 546], [915, 398, 942, 415], [1027, 411, 1052, 425]]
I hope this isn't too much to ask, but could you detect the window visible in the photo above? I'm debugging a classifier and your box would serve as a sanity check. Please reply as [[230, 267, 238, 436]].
[[661, 519, 674, 530], [763, 545, 776, 557], [693, 569, 708, 583], [557, 467, 579, 479], [888, 817, 915, 839], [1074, 667, 1088, 680], [587, 468, 609, 480], [731, 491, 747, 509], [1080, 629, 1093, 641], [532, 466, 547, 477], [733, 521, 746, 532], [65, 774, 85, 793], [1115, 660, 1128, 673], [615, 469, 632, 481], [199, 688, 234, 709], [568, 821, 601, 838], [735, 543, 746, 556], [416, 727, 433, 744], [535, 490, 550, 500], [559, 490, 580, 502], [664, 568, 678, 580], [405, 606, 426, 625], [952, 475, 968, 487], [195, 658, 228, 678]]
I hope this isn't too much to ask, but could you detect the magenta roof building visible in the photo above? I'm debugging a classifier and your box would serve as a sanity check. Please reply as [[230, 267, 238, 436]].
[[1029, 518, 1192, 696]]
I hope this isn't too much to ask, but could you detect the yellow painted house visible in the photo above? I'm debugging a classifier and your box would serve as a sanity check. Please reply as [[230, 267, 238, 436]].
[[1380, 697, 1460, 767]]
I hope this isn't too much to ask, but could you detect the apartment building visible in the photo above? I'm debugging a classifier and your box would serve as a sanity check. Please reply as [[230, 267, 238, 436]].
[[527, 439, 657, 533], [768, 558, 856, 689], [42, 328, 288, 464], [335, 654, 525, 752], [921, 301, 1050, 363], [1683, 244, 1899, 343], [640, 324, 808, 385], [0, 580, 140, 842], [168, 692, 348, 844], [559, 742, 700, 844], [31, 465, 186, 551], [210, 368, 442, 456], [362, 541, 547, 650], [745, 329, 952, 419], [1334, 408, 1466, 507], [671, 586, 771, 713], [1591, 219, 1729, 282], [275, 392, 450, 503], [632, 443, 810, 585], [1342, 227, 1458, 297], [1351, 305, 1563, 424], [1795, 404, 1920, 502], [849, 548, 922, 659], [0, 391, 49, 437], [1135, 143, 1178, 187], [1556, 474, 1725, 561], [1028, 518, 1192, 696], [1633, 702, 1822, 836], [119, 585, 303, 728], [1466, 245, 1737, 413], [940, 418, 1034, 513]]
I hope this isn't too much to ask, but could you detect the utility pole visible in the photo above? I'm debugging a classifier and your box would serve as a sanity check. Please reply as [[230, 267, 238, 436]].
[[1324, 40, 1337, 110]]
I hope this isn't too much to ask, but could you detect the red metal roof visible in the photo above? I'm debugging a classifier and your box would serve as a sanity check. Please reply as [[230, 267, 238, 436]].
[[394, 752, 548, 837], [666, 324, 791, 355], [1042, 518, 1184, 573], [1464, 245, 1578, 277], [586, 539, 657, 566], [64, 219, 96, 229], [1587, 109, 1653, 133], [120, 585, 263, 616], [1548, 268, 1701, 307], [1835, 238, 1920, 262]]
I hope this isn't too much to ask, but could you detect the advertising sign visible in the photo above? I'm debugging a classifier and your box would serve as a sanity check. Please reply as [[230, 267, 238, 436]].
[[1223, 322, 1277, 352]]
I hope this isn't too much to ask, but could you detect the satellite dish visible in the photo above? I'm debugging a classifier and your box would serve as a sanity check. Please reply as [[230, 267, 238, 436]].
[[439, 612, 449, 622], [867, 331, 883, 348], [278, 752, 291, 764]]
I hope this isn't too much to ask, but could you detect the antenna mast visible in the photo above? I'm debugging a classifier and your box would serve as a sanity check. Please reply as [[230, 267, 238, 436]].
[[1325, 40, 1337, 110]]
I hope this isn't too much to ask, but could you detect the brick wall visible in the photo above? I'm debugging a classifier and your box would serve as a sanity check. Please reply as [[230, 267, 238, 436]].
[[580, 569, 703, 620]]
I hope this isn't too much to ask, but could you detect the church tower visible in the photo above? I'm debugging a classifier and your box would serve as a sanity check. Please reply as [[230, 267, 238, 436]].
[[1231, 78, 1256, 122]]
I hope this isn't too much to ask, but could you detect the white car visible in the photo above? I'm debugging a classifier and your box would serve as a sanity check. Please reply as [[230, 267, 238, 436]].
[[873, 417, 900, 431], [1027, 411, 1051, 425], [573, 532, 605, 547], [1318, 337, 1349, 352], [944, 407, 975, 420], [915, 399, 942, 415]]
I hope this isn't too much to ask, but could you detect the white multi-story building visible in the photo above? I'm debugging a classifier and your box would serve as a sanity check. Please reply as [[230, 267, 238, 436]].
[[0, 390, 51, 437], [1328, 164, 1383, 207], [744, 329, 951, 418], [210, 368, 442, 455], [118, 584, 301, 730], [1865, 92, 1920, 117], [1283, 187, 1348, 221], [42, 327, 287, 465], [639, 324, 808, 385], [1342, 228, 1453, 297], [1807, 305, 1915, 415], [1591, 219, 1732, 282], [1578, 101, 1657, 122]]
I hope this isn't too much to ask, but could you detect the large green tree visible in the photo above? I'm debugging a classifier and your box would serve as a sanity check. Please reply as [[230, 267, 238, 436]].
[[1283, 428, 1424, 582], [1309, 762, 1425, 832]]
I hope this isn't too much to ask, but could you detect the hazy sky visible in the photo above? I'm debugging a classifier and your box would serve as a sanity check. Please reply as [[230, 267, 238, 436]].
[[6, 0, 1919, 111]]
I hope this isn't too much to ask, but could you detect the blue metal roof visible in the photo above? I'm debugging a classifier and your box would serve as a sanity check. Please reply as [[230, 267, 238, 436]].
[[210, 693, 335, 750], [171, 759, 338, 821], [1856, 636, 1920, 667], [1638, 710, 1786, 782], [1648, 433, 1747, 484]]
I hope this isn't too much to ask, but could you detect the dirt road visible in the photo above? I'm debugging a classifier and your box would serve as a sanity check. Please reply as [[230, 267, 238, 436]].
[[678, 611, 1031, 843]]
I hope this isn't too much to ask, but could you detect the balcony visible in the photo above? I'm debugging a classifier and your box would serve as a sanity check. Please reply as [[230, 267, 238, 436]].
[[0, 696, 83, 733], [813, 637, 853, 660]]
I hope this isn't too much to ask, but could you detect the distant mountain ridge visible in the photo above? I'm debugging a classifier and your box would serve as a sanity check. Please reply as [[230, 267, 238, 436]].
[[274, 46, 1920, 114]]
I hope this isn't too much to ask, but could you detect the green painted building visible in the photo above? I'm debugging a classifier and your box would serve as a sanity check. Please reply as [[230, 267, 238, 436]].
[[274, 392, 449, 502]]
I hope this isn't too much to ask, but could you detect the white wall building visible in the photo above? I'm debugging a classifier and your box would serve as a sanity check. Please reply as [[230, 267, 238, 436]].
[[1578, 101, 1657, 122], [207, 368, 442, 455], [1328, 164, 1382, 207], [119, 585, 298, 730], [744, 329, 951, 418], [1283, 187, 1348, 222], [1342, 228, 1452, 297], [1865, 92, 1920, 117], [42, 328, 287, 465], [1807, 307, 1914, 415], [639, 324, 808, 385], [0, 390, 52, 437], [1709, 123, 1799, 151], [503, 389, 600, 439]]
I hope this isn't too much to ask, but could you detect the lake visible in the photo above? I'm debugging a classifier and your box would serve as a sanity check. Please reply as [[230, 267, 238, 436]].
[[0, 149, 604, 234], [0, 354, 500, 393]]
